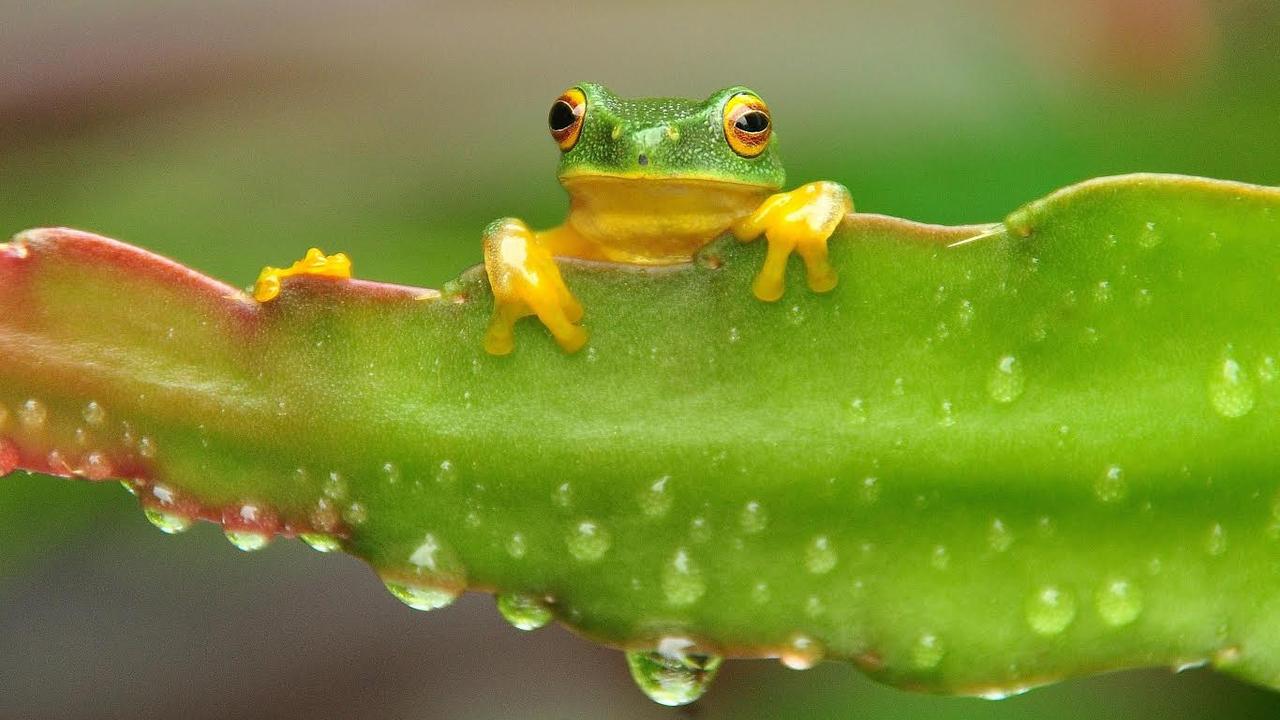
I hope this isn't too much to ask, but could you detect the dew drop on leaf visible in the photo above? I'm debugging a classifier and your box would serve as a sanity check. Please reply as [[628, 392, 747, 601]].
[[299, 533, 342, 553], [987, 355, 1025, 404], [384, 581, 458, 612], [496, 592, 553, 631], [1026, 585, 1076, 636], [779, 634, 825, 670], [662, 548, 706, 606], [567, 520, 610, 561], [224, 530, 272, 552], [1209, 352, 1255, 418], [144, 508, 191, 534], [626, 644, 722, 707], [1095, 578, 1143, 627]]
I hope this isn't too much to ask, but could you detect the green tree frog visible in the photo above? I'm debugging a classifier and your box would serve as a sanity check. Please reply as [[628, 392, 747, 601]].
[[254, 83, 853, 355]]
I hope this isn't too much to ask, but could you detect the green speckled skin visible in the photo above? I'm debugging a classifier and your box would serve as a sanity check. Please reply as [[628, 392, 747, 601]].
[[557, 83, 786, 188]]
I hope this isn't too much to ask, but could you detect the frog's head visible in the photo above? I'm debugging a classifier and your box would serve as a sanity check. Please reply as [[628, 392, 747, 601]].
[[550, 83, 785, 190]]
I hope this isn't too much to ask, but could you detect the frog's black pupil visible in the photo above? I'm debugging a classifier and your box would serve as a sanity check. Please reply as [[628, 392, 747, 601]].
[[735, 111, 769, 134], [549, 101, 577, 132]]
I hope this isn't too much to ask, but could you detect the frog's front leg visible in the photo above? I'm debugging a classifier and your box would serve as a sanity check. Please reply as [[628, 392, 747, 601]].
[[732, 181, 853, 302], [482, 219, 591, 356]]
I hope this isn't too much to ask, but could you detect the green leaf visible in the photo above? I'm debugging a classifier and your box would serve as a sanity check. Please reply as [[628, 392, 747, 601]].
[[2, 173, 1279, 700]]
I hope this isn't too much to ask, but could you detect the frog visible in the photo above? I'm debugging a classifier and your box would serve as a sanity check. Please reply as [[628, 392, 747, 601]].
[[252, 83, 855, 356], [479, 83, 852, 355]]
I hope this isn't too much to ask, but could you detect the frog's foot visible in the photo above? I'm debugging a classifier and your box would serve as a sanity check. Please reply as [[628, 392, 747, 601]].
[[732, 181, 853, 302], [482, 218, 586, 356], [254, 248, 352, 302]]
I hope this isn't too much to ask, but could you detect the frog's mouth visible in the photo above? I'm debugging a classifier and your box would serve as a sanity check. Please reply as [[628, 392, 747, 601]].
[[559, 171, 778, 192]]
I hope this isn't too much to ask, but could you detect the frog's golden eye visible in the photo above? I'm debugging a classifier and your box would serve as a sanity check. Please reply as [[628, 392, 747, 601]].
[[723, 93, 772, 158], [549, 88, 586, 152]]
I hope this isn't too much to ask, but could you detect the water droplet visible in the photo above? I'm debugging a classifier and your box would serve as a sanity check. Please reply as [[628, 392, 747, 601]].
[[739, 500, 768, 534], [81, 451, 112, 480], [300, 533, 342, 552], [225, 530, 271, 552], [956, 299, 975, 328], [848, 397, 868, 424], [779, 634, 825, 670], [859, 476, 880, 504], [1094, 465, 1128, 503], [892, 377, 906, 396], [937, 400, 956, 427], [727, 326, 741, 344], [688, 516, 711, 543], [640, 476, 672, 518], [343, 502, 368, 525], [505, 532, 528, 559], [804, 595, 825, 617], [322, 471, 348, 500], [1092, 280, 1113, 304], [805, 536, 837, 574], [567, 520, 610, 561], [553, 482, 573, 508], [988, 518, 1013, 552], [144, 508, 191, 534], [912, 633, 944, 669], [496, 592, 553, 631], [1259, 357, 1279, 383], [119, 480, 138, 496], [787, 305, 805, 326], [18, 399, 46, 430], [1206, 522, 1228, 556], [626, 645, 723, 707], [1139, 221, 1162, 248], [987, 355, 1025, 404], [930, 545, 951, 570], [435, 459, 457, 485], [137, 436, 157, 459], [1026, 585, 1076, 636], [1096, 578, 1142, 627], [751, 581, 770, 604], [311, 497, 341, 532], [384, 581, 458, 611], [81, 401, 105, 426], [1209, 352, 1255, 418], [1134, 288, 1153, 307], [663, 548, 706, 606], [381, 461, 401, 484]]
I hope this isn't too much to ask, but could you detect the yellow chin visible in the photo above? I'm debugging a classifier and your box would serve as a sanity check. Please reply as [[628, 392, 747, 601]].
[[559, 174, 773, 264]]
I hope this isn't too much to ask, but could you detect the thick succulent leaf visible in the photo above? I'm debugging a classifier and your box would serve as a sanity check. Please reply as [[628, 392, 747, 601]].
[[3, 174, 1280, 698]]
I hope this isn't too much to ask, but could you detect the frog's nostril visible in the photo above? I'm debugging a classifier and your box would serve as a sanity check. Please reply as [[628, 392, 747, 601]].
[[637, 154, 649, 166]]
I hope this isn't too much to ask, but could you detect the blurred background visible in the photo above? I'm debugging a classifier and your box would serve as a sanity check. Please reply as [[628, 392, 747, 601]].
[[3, 1, 1280, 717]]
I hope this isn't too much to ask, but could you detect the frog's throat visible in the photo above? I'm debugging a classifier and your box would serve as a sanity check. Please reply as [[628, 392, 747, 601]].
[[559, 175, 774, 263]]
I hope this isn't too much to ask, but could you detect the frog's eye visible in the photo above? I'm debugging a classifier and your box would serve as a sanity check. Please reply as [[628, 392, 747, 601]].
[[549, 88, 586, 152], [723, 93, 772, 158]]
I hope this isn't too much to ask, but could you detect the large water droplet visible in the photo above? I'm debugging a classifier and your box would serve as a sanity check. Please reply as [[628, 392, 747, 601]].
[[987, 355, 1025, 404], [912, 633, 945, 669], [225, 530, 271, 552], [144, 508, 191, 534], [385, 581, 458, 611], [300, 533, 342, 552], [82, 401, 106, 426], [496, 592, 552, 631], [739, 500, 768, 534], [567, 520, 611, 561], [1095, 578, 1143, 627], [663, 548, 706, 606], [1209, 352, 1255, 418], [626, 644, 723, 707], [779, 634, 825, 670], [1026, 585, 1076, 636], [1094, 465, 1128, 504], [640, 476, 672, 518], [18, 399, 47, 430]]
